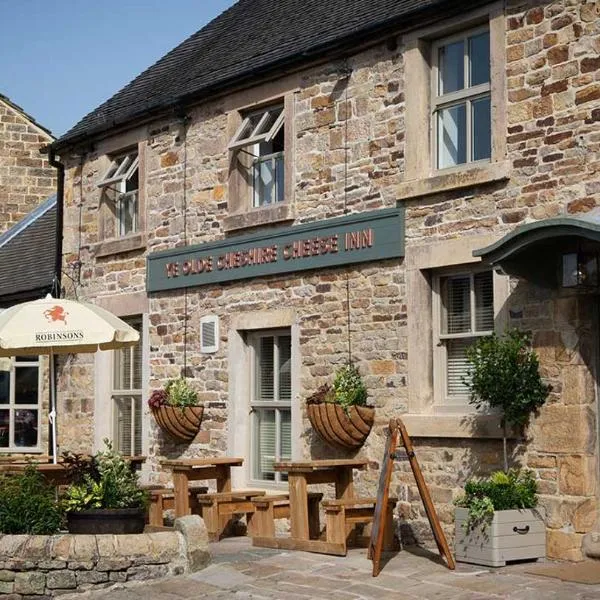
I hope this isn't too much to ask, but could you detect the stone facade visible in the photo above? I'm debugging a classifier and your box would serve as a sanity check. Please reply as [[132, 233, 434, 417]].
[[0, 515, 209, 597], [0, 95, 56, 234], [56, 0, 600, 562]]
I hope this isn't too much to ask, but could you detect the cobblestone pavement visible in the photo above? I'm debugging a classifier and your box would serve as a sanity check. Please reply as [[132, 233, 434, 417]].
[[69, 537, 600, 599]]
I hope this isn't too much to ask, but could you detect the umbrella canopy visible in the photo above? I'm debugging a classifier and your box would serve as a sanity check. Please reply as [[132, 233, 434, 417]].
[[0, 295, 140, 462], [0, 295, 139, 356]]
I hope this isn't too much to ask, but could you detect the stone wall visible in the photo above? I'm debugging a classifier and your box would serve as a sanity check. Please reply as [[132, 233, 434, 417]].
[[0, 516, 209, 598], [0, 96, 56, 234], [58, 0, 600, 561]]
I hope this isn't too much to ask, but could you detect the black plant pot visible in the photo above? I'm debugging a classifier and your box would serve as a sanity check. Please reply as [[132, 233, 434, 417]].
[[66, 507, 146, 535]]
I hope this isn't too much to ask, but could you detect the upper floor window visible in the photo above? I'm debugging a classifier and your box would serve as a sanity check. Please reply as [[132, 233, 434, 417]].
[[98, 151, 139, 236], [0, 356, 41, 451], [229, 105, 285, 208], [432, 28, 491, 170]]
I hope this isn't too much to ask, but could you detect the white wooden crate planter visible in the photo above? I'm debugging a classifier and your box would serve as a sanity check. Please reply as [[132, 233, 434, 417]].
[[455, 508, 546, 567]]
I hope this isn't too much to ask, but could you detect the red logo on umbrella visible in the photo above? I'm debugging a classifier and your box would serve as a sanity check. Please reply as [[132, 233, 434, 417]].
[[44, 306, 68, 325]]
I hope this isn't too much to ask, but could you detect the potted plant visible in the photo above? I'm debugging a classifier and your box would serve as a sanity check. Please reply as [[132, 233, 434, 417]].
[[149, 377, 204, 443], [454, 469, 546, 567], [62, 440, 149, 534], [454, 329, 551, 566], [306, 363, 374, 450], [464, 329, 551, 472]]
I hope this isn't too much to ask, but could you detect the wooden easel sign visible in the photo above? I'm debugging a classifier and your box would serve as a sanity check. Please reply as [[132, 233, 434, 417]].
[[369, 418, 455, 576]]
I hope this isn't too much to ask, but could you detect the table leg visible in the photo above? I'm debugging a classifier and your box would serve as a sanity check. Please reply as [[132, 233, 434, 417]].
[[335, 468, 354, 500], [289, 473, 309, 540], [216, 466, 232, 493], [173, 471, 190, 517]]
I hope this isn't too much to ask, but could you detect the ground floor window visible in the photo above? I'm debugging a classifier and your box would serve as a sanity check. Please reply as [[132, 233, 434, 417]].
[[112, 317, 143, 455], [0, 356, 41, 451], [249, 330, 292, 484]]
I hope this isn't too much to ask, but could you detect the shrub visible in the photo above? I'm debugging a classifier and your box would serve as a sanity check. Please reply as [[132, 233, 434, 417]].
[[0, 465, 63, 534], [455, 469, 538, 532]]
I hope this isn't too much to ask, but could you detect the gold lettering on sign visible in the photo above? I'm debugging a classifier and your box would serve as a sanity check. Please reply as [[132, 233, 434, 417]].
[[283, 234, 339, 260], [345, 228, 373, 251], [166, 262, 179, 277]]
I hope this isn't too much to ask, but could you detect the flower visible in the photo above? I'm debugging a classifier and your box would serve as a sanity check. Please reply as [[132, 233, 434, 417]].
[[147, 377, 199, 409], [148, 389, 168, 409]]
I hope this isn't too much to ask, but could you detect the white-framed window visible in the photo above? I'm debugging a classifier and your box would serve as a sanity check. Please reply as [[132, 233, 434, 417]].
[[0, 356, 42, 451], [112, 317, 142, 456], [432, 27, 491, 170], [433, 269, 495, 410], [98, 151, 139, 236], [248, 330, 292, 485], [229, 105, 285, 208]]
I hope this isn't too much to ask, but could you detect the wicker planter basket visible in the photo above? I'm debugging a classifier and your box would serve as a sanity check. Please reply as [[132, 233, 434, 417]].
[[307, 403, 374, 450], [151, 405, 204, 443]]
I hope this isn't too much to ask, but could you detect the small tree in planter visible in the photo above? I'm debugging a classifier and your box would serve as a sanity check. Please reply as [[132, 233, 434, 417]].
[[306, 363, 374, 450], [464, 329, 550, 472]]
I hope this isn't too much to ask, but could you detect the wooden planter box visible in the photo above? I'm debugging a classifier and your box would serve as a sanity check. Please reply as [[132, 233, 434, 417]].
[[455, 508, 546, 567], [151, 405, 204, 443], [307, 403, 374, 450]]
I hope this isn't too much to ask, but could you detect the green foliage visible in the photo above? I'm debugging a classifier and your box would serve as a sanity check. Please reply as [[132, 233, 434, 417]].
[[307, 363, 368, 410], [455, 469, 538, 532], [165, 377, 198, 408], [0, 465, 64, 534], [464, 329, 550, 427], [62, 440, 148, 512]]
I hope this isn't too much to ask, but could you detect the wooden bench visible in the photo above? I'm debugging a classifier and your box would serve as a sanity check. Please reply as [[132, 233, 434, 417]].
[[144, 486, 208, 526], [249, 492, 323, 539], [322, 496, 397, 554], [197, 489, 266, 541]]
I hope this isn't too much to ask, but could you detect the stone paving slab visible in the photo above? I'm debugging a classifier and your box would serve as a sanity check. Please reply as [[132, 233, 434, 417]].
[[66, 537, 600, 600]]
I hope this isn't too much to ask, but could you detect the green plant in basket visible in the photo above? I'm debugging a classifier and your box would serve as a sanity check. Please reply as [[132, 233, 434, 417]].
[[148, 377, 199, 409], [307, 363, 368, 411], [454, 469, 538, 532]]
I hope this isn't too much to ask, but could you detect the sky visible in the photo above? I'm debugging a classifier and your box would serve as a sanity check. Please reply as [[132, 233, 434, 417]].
[[1, 0, 237, 138]]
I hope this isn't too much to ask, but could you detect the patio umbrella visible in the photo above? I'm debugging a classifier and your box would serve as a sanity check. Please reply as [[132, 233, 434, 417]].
[[0, 294, 139, 462]]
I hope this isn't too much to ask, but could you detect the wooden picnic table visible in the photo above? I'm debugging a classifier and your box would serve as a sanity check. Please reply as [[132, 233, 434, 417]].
[[161, 457, 244, 517], [253, 458, 368, 554]]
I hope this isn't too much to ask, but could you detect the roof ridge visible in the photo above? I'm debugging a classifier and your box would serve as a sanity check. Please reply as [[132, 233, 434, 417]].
[[0, 93, 55, 139]]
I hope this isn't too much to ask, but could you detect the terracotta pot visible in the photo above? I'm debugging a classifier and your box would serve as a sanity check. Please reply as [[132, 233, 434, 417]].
[[151, 405, 204, 443], [306, 403, 374, 450]]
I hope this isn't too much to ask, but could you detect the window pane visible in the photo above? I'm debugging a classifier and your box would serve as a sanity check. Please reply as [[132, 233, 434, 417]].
[[0, 410, 8, 447], [14, 366, 38, 404], [118, 192, 137, 236], [447, 338, 473, 398], [257, 337, 274, 401], [278, 335, 292, 401], [254, 409, 276, 481], [280, 410, 291, 461], [469, 31, 490, 86], [134, 398, 142, 456], [114, 397, 133, 455], [253, 156, 275, 207], [275, 153, 285, 203], [14, 409, 37, 447], [472, 96, 491, 161], [443, 276, 471, 334], [438, 104, 466, 168], [474, 272, 494, 331], [0, 371, 9, 404], [254, 106, 283, 136], [439, 40, 464, 94]]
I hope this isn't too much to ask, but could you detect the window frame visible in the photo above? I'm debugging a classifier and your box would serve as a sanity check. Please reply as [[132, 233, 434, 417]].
[[111, 316, 143, 456], [247, 329, 292, 487], [431, 25, 491, 171], [432, 266, 498, 413], [0, 356, 42, 453]]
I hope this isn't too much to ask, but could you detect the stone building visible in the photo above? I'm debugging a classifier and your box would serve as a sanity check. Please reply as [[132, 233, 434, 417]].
[[49, 0, 600, 561]]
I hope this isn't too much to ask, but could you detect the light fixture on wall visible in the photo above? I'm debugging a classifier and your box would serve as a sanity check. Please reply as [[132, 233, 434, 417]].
[[561, 251, 599, 289]]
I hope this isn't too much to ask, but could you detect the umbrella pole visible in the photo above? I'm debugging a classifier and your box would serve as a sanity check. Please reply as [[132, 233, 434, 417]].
[[49, 350, 58, 464]]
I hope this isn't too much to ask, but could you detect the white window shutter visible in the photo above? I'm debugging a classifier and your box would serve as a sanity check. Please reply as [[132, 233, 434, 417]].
[[200, 316, 219, 353]]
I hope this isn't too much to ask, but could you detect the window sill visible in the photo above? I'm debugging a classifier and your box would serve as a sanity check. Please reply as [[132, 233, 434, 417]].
[[397, 160, 510, 201], [223, 204, 295, 232], [93, 233, 147, 258], [401, 413, 516, 439]]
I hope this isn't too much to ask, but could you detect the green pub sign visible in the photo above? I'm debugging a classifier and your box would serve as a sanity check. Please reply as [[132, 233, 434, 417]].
[[147, 208, 404, 292]]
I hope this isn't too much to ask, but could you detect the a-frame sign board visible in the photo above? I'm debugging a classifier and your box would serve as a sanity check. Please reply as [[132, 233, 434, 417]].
[[368, 418, 456, 576]]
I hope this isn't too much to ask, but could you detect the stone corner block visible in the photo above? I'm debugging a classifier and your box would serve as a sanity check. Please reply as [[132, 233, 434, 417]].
[[174, 515, 210, 572], [582, 531, 600, 559]]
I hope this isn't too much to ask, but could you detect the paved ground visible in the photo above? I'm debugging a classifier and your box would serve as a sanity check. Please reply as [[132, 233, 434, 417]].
[[71, 537, 600, 599]]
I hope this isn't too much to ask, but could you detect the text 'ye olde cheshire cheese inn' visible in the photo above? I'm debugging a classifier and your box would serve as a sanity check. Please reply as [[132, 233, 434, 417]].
[[25, 0, 600, 561]]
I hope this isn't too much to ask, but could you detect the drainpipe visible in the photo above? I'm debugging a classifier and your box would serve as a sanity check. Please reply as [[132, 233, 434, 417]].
[[47, 146, 64, 299]]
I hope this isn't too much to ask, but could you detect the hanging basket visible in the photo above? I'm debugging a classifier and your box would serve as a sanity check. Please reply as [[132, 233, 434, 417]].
[[151, 405, 204, 443], [307, 403, 374, 450]]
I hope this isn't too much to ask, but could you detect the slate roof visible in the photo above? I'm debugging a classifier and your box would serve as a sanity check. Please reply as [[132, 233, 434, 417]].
[[0, 195, 57, 304], [55, 0, 486, 149]]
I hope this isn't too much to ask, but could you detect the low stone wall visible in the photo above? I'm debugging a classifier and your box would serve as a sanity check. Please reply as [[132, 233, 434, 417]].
[[0, 516, 209, 598]]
